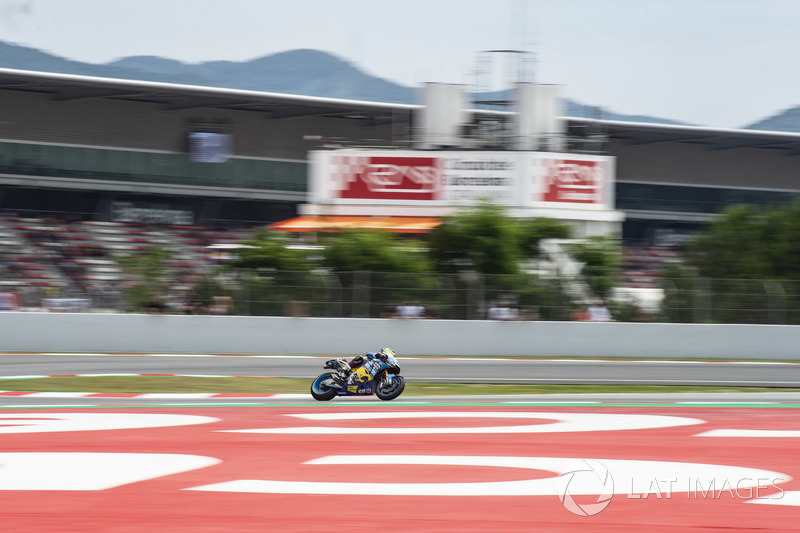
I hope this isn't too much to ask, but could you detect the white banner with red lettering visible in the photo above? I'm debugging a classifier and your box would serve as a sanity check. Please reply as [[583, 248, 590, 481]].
[[532, 153, 614, 208], [310, 150, 615, 210]]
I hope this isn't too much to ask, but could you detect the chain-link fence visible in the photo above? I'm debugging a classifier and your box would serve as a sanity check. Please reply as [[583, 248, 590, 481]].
[[187, 270, 578, 321], [187, 271, 800, 324], [27, 268, 800, 325], [165, 270, 798, 324], [661, 277, 800, 325]]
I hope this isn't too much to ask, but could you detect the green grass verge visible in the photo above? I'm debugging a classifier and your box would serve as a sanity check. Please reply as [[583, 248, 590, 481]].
[[0, 376, 798, 395]]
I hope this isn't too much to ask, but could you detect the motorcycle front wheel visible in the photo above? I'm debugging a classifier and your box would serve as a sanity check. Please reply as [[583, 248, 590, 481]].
[[375, 374, 405, 401], [310, 373, 339, 401]]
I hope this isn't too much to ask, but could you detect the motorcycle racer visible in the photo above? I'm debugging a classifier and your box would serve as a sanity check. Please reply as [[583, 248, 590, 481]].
[[313, 347, 404, 401], [332, 348, 396, 385]]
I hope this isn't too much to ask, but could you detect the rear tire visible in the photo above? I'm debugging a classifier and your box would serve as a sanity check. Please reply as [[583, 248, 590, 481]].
[[310, 373, 338, 401], [375, 374, 405, 401]]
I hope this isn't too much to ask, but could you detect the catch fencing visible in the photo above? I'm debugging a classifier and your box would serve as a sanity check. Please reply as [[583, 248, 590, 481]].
[[14, 270, 800, 325], [189, 271, 800, 325]]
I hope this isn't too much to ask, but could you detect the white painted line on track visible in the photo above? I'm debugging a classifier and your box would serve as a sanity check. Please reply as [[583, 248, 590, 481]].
[[39, 353, 107, 357], [730, 361, 799, 365], [696, 429, 800, 437], [503, 401, 601, 404], [747, 491, 800, 506], [246, 355, 322, 359], [414, 378, 799, 385], [0, 374, 275, 380], [177, 374, 233, 378], [70, 373, 140, 377], [145, 354, 219, 357], [25, 392, 94, 398], [676, 401, 776, 405], [0, 404, 100, 408], [443, 358, 517, 362]]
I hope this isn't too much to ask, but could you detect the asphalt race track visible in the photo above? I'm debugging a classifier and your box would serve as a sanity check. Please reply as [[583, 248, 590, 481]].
[[1, 353, 799, 531], [2, 353, 800, 387]]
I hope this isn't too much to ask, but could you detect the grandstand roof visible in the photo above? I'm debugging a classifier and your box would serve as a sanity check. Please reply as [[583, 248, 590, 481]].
[[569, 118, 800, 156], [3, 67, 800, 155], [0, 67, 419, 123]]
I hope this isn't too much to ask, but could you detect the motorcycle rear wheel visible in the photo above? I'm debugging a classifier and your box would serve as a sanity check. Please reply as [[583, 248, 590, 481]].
[[375, 374, 405, 401], [310, 373, 339, 401]]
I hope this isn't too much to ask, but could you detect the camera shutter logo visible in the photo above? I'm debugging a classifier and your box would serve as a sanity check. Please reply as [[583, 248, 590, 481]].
[[558, 459, 614, 516]]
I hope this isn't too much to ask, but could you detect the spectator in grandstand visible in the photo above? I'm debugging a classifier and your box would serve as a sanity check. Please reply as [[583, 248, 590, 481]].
[[0, 291, 20, 311], [283, 300, 309, 317], [145, 298, 167, 314], [488, 305, 519, 320], [394, 301, 425, 319], [209, 296, 234, 315], [186, 299, 208, 315], [587, 300, 614, 322], [571, 306, 589, 321]]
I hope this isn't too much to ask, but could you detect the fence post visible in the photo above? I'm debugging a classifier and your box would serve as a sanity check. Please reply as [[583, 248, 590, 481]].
[[764, 280, 786, 325], [352, 270, 370, 318], [317, 270, 341, 318], [459, 271, 483, 320], [693, 277, 711, 323], [241, 271, 251, 316]]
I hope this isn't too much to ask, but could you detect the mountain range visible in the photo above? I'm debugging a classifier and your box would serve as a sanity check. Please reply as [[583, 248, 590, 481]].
[[0, 41, 797, 132]]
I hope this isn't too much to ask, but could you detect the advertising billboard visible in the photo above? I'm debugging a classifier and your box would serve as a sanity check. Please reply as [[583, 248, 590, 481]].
[[330, 154, 441, 201], [535, 155, 613, 207], [312, 150, 614, 211]]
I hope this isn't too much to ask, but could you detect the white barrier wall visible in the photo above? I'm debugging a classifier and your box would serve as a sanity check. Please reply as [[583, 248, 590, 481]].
[[2, 313, 799, 359]]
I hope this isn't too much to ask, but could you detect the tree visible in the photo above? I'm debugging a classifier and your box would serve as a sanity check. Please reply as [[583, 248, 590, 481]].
[[429, 200, 521, 275], [321, 230, 435, 318], [227, 229, 314, 271], [570, 235, 621, 299], [667, 201, 800, 324], [322, 230, 431, 273], [687, 202, 800, 280], [219, 230, 321, 316], [118, 246, 172, 312], [517, 217, 572, 259]]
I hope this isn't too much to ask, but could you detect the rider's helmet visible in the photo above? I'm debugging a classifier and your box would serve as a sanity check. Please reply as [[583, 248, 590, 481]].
[[378, 347, 396, 360]]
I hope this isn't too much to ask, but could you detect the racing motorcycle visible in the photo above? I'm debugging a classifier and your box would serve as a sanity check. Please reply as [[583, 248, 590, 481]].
[[310, 348, 405, 401]]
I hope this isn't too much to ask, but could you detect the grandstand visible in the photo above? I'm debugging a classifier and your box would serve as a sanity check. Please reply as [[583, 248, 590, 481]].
[[1, 68, 800, 305], [0, 215, 251, 309]]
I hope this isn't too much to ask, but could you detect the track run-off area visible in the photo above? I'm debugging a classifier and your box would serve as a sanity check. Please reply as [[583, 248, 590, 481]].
[[1, 352, 799, 531], [2, 399, 800, 532]]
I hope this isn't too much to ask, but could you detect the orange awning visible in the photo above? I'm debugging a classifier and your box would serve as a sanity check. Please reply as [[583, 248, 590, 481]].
[[268, 215, 441, 233]]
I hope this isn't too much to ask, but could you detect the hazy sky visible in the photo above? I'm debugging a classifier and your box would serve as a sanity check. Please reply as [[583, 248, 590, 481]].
[[1, 0, 798, 128]]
